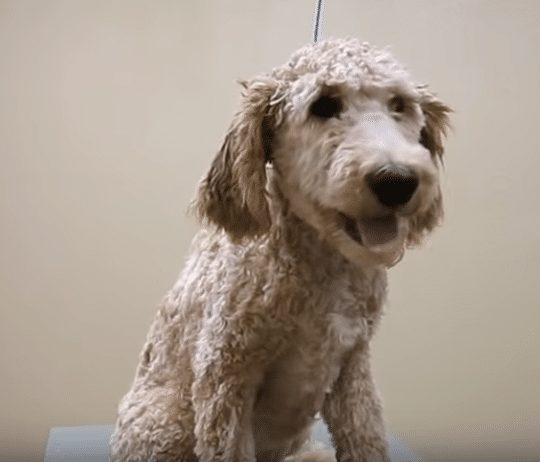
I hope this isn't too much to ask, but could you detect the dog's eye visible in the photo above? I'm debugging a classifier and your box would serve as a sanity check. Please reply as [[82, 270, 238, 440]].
[[309, 95, 343, 119], [388, 96, 407, 114]]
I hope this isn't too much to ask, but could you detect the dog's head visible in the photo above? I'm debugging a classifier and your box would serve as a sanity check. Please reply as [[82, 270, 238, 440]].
[[195, 38, 451, 267]]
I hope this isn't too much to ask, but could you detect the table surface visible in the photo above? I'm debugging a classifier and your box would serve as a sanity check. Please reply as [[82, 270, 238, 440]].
[[44, 423, 421, 462]]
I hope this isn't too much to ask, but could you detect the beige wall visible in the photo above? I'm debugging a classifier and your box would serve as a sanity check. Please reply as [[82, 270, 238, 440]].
[[1, 1, 539, 460]]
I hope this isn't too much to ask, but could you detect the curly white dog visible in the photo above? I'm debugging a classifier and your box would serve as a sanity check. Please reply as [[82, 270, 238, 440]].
[[110, 38, 451, 462]]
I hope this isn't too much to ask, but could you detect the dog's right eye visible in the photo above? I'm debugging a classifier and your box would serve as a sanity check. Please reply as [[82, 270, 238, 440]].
[[309, 95, 343, 119]]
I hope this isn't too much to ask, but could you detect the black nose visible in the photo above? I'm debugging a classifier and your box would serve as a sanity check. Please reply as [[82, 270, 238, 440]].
[[367, 166, 419, 207]]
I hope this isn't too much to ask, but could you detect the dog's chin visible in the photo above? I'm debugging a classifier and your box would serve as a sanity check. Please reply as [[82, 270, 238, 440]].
[[283, 194, 408, 267], [337, 212, 409, 267]]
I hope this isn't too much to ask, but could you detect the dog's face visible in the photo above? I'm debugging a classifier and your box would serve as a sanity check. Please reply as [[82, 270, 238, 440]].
[[196, 39, 451, 267]]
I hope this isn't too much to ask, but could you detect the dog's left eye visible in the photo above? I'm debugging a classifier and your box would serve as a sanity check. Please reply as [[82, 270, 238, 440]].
[[309, 95, 343, 119], [388, 96, 407, 114]]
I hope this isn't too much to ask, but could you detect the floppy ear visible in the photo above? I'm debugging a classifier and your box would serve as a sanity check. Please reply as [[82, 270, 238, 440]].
[[407, 88, 452, 246], [418, 86, 452, 164], [194, 77, 283, 240]]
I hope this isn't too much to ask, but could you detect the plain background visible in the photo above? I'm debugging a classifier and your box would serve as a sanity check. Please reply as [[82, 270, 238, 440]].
[[1, 1, 539, 461]]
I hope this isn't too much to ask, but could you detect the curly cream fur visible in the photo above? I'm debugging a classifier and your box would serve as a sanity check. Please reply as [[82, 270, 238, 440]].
[[110, 38, 451, 462]]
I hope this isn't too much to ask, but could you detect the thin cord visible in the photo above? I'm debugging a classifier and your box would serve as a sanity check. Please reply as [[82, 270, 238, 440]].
[[313, 0, 324, 43]]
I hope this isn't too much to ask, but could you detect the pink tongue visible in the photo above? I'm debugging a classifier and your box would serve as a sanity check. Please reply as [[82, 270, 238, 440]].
[[356, 215, 399, 247]]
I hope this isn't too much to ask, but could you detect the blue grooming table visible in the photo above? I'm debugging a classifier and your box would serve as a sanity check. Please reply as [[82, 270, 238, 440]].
[[44, 422, 421, 461]]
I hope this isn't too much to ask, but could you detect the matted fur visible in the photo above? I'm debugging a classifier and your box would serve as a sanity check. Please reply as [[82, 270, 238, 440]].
[[111, 38, 451, 462]]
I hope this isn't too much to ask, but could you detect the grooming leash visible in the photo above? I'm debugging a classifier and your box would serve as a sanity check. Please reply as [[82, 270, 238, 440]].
[[313, 0, 324, 43]]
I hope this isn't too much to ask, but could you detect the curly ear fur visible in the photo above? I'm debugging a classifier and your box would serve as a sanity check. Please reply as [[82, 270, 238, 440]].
[[418, 86, 452, 164], [195, 78, 283, 240], [407, 87, 452, 245]]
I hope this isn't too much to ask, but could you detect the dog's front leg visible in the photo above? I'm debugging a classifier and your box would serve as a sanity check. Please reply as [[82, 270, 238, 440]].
[[192, 314, 285, 462], [322, 342, 390, 462]]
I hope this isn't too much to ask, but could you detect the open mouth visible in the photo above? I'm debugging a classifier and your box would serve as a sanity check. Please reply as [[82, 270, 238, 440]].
[[340, 212, 402, 249]]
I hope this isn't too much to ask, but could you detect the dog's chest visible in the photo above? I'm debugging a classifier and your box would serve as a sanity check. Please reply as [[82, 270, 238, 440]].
[[253, 293, 370, 451]]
